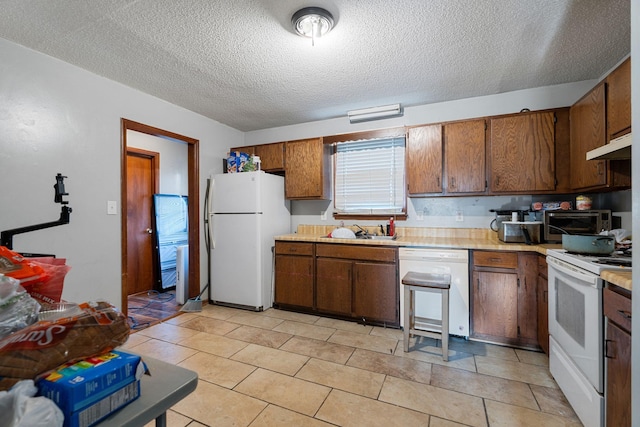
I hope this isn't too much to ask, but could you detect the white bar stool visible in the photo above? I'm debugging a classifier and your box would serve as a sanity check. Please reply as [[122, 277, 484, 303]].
[[402, 271, 451, 361]]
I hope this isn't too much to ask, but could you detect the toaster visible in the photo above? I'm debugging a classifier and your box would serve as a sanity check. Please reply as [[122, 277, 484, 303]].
[[498, 221, 542, 244]]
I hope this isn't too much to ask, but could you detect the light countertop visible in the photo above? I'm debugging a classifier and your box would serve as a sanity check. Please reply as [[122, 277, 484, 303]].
[[601, 270, 632, 292]]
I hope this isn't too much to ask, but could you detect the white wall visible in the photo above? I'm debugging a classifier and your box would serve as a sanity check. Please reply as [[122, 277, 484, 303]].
[[0, 38, 243, 308]]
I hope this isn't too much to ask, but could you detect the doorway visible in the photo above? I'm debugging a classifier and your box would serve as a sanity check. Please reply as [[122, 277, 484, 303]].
[[120, 119, 200, 321]]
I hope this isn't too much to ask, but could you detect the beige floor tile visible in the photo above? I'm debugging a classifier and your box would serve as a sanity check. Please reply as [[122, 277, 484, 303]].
[[143, 409, 191, 427], [127, 338, 198, 365], [378, 376, 487, 427], [278, 336, 355, 364], [226, 312, 285, 329], [172, 379, 266, 427], [530, 384, 581, 420], [394, 340, 477, 372], [314, 316, 374, 334], [248, 404, 334, 427], [475, 355, 558, 388], [235, 368, 331, 416], [485, 399, 583, 427], [179, 316, 241, 336], [430, 364, 538, 409], [177, 331, 248, 358], [369, 326, 405, 340], [163, 312, 199, 325], [429, 417, 469, 427], [136, 322, 201, 343], [296, 358, 385, 399], [329, 329, 398, 354], [515, 348, 549, 366], [316, 389, 431, 426], [347, 348, 432, 384], [449, 337, 519, 361], [258, 308, 320, 324], [178, 351, 255, 388], [225, 325, 292, 348], [231, 343, 309, 376], [198, 304, 241, 320], [273, 320, 336, 341], [120, 332, 151, 349]]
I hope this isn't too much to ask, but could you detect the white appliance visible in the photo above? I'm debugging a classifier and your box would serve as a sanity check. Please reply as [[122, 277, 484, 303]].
[[546, 249, 631, 427], [175, 245, 189, 305], [398, 248, 470, 337], [206, 171, 290, 311]]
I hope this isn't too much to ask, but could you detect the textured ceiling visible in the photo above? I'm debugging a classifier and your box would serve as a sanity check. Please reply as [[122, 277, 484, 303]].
[[0, 0, 630, 132]]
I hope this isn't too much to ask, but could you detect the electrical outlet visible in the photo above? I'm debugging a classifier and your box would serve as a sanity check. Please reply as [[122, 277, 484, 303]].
[[107, 200, 118, 215], [455, 210, 464, 222]]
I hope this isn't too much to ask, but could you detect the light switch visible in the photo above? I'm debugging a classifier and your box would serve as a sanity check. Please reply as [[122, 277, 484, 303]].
[[107, 200, 118, 215]]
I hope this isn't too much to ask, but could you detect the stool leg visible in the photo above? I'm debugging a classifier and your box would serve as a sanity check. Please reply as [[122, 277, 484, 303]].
[[403, 286, 410, 352], [442, 289, 449, 362]]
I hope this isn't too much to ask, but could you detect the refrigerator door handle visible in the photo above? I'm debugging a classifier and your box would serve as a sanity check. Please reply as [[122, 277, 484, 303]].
[[206, 176, 216, 249]]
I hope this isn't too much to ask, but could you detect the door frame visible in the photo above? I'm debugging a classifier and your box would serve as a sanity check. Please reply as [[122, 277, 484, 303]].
[[120, 119, 200, 314]]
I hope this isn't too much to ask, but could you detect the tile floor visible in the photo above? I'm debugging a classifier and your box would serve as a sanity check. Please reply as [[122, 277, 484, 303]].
[[120, 305, 583, 427]]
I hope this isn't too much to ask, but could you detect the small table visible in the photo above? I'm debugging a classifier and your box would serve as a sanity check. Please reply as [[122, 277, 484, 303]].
[[96, 355, 198, 427]]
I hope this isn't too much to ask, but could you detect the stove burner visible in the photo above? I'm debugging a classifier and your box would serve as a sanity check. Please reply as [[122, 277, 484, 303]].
[[593, 257, 632, 267]]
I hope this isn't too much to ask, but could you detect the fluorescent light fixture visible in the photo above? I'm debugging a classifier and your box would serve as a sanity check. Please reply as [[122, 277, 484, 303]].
[[347, 104, 403, 123]]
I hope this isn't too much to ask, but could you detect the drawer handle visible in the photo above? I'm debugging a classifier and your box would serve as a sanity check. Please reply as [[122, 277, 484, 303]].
[[617, 309, 632, 319], [489, 258, 502, 262], [289, 247, 298, 252]]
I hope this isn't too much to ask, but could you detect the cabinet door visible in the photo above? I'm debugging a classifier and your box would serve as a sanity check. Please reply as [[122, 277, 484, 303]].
[[230, 145, 256, 155], [274, 254, 314, 308], [489, 112, 555, 192], [285, 138, 330, 200], [605, 321, 631, 427], [606, 57, 631, 140], [406, 124, 442, 194], [472, 270, 518, 339], [353, 262, 397, 325], [316, 258, 352, 315], [570, 83, 607, 189], [517, 253, 538, 342], [537, 256, 549, 354], [444, 120, 486, 194], [255, 142, 285, 171]]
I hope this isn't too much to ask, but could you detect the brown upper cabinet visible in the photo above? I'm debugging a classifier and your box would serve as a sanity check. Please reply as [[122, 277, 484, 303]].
[[406, 124, 443, 195], [229, 142, 285, 172], [444, 119, 486, 194], [284, 137, 331, 200], [606, 57, 631, 140], [570, 81, 631, 191], [489, 111, 556, 193]]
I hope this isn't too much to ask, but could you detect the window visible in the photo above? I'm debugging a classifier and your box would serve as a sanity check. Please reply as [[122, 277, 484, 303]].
[[334, 136, 406, 216]]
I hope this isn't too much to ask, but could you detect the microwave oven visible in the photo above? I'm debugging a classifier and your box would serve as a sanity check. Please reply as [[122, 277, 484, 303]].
[[543, 210, 612, 243]]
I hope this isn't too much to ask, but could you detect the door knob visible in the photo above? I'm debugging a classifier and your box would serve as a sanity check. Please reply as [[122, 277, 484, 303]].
[[146, 228, 153, 234]]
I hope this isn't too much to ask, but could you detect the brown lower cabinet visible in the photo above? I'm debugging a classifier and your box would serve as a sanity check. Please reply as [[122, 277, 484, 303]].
[[604, 285, 631, 427], [274, 241, 399, 327], [536, 255, 549, 354], [471, 250, 539, 348]]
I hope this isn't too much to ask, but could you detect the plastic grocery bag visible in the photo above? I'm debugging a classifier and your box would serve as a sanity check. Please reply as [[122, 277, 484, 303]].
[[0, 379, 63, 427]]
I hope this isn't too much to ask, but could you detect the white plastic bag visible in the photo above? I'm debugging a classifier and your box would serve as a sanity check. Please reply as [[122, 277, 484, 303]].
[[0, 380, 63, 427]]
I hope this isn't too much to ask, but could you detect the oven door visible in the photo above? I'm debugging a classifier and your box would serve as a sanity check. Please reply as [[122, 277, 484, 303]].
[[547, 255, 603, 393]]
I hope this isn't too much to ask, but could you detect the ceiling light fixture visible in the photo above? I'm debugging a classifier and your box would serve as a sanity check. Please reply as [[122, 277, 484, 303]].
[[292, 7, 334, 46], [347, 104, 404, 124]]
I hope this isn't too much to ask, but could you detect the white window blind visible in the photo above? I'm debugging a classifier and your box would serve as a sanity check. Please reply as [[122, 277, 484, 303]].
[[334, 137, 405, 214]]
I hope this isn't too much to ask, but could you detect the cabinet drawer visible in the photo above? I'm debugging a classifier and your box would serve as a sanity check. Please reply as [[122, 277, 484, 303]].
[[275, 241, 314, 256], [473, 251, 518, 269], [316, 244, 396, 262], [604, 286, 632, 332]]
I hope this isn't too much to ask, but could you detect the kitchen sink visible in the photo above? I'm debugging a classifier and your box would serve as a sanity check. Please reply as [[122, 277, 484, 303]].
[[356, 235, 397, 240]]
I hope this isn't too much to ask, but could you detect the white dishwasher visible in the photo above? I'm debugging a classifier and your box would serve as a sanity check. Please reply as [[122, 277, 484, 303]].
[[399, 248, 470, 337]]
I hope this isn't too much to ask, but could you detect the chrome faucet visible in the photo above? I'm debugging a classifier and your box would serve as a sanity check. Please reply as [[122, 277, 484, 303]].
[[353, 224, 369, 236]]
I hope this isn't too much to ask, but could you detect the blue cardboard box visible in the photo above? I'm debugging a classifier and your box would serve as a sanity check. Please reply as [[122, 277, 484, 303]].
[[37, 350, 146, 427]]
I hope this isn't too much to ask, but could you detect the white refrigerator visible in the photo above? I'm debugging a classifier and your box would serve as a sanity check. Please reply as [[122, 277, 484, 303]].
[[206, 171, 290, 311]]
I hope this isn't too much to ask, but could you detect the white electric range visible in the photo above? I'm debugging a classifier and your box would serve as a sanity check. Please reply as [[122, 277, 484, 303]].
[[545, 248, 631, 427]]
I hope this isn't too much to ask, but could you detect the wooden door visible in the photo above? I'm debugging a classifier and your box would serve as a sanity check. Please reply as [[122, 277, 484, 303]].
[[406, 124, 442, 194], [472, 270, 518, 339], [537, 256, 549, 354], [606, 57, 631, 140], [285, 138, 330, 199], [316, 258, 352, 315], [489, 112, 555, 192], [255, 142, 285, 171], [517, 253, 538, 342], [274, 254, 314, 308], [444, 120, 486, 193], [353, 262, 397, 325], [126, 149, 159, 295], [570, 83, 607, 190], [605, 321, 631, 427]]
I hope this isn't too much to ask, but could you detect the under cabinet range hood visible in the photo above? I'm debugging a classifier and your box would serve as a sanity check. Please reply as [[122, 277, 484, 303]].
[[586, 132, 632, 160]]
